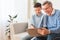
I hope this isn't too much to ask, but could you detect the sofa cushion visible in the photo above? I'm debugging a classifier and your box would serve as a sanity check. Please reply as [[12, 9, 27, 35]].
[[14, 32, 31, 40], [13, 23, 28, 34]]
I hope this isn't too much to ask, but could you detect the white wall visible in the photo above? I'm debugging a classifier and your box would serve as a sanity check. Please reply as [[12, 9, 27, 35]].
[[48, 0, 60, 10], [14, 0, 28, 22], [0, 0, 28, 40]]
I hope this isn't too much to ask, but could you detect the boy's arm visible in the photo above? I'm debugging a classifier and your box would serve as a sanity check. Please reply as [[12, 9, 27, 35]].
[[28, 15, 35, 29], [28, 25, 35, 29]]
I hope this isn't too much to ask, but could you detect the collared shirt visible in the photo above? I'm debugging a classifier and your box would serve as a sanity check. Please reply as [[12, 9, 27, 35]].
[[46, 9, 60, 33], [29, 13, 46, 28], [51, 9, 55, 15]]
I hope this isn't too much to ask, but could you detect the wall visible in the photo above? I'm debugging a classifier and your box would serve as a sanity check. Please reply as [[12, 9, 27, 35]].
[[0, 0, 28, 40], [48, 0, 60, 10], [14, 0, 28, 22]]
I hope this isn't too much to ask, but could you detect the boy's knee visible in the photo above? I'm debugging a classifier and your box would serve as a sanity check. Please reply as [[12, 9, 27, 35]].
[[31, 37, 37, 40]]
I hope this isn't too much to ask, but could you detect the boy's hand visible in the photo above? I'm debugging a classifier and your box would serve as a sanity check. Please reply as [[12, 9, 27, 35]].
[[28, 25, 35, 29]]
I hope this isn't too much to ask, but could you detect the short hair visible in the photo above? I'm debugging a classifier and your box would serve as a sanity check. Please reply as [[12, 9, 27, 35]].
[[34, 3, 41, 8], [43, 1, 52, 6]]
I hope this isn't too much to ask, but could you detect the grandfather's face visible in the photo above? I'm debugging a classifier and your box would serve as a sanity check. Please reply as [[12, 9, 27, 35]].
[[42, 4, 53, 14]]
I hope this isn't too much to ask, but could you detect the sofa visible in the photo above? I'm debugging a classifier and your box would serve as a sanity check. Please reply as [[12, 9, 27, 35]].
[[10, 23, 31, 40]]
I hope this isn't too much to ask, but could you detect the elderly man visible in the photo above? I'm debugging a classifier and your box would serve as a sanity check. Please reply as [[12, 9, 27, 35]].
[[42, 1, 60, 40]]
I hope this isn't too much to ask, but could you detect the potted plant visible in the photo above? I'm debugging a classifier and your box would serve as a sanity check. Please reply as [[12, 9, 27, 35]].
[[33, 0, 37, 4], [5, 14, 18, 39]]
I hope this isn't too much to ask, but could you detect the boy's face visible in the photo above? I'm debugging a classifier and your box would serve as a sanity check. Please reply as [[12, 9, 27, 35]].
[[34, 7, 42, 14]]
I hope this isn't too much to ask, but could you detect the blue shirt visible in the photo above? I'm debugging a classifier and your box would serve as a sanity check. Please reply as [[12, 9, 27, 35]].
[[46, 9, 60, 33], [30, 13, 46, 28]]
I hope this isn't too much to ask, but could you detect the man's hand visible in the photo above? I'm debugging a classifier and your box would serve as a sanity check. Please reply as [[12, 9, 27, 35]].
[[42, 28, 49, 35], [37, 28, 50, 36], [37, 28, 43, 35]]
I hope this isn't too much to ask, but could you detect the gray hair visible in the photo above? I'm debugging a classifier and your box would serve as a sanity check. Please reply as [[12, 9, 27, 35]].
[[43, 1, 52, 7]]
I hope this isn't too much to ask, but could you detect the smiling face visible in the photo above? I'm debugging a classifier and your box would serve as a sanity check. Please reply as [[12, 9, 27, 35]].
[[42, 1, 53, 16], [42, 4, 53, 15], [34, 7, 42, 14], [34, 3, 42, 15]]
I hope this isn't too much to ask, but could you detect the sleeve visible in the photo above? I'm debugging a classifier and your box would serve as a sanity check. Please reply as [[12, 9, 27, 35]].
[[28, 15, 35, 27], [49, 12, 60, 33], [43, 15, 48, 29]]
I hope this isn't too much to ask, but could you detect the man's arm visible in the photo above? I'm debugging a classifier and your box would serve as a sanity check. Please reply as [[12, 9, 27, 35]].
[[37, 28, 50, 36], [49, 18, 60, 33], [48, 12, 60, 33]]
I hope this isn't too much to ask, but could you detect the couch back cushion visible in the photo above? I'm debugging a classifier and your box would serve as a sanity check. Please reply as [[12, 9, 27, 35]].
[[13, 23, 28, 34]]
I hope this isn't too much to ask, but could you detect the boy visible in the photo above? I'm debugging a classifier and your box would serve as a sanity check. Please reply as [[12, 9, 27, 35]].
[[28, 3, 48, 40]]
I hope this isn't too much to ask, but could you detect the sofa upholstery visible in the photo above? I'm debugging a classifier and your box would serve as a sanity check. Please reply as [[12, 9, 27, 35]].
[[10, 23, 31, 40]]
